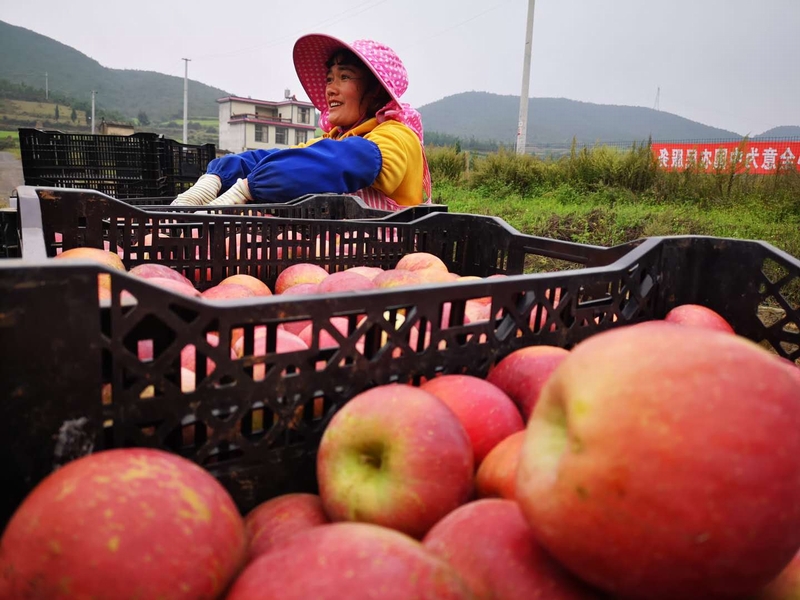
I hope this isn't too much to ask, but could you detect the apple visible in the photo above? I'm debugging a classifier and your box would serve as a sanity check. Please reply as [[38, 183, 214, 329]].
[[487, 345, 571, 421], [516, 322, 800, 600], [225, 522, 472, 599], [141, 276, 202, 298], [372, 268, 425, 289], [395, 251, 448, 273], [416, 268, 458, 284], [316, 384, 474, 539], [54, 247, 127, 297], [664, 303, 735, 334], [128, 263, 193, 287], [317, 270, 376, 293], [219, 274, 272, 297], [756, 547, 800, 599], [423, 499, 601, 599], [233, 326, 309, 380], [475, 429, 527, 500], [420, 375, 524, 466], [277, 282, 320, 336], [244, 493, 329, 561], [0, 448, 247, 599], [201, 283, 257, 301], [274, 263, 328, 295], [345, 266, 384, 280]]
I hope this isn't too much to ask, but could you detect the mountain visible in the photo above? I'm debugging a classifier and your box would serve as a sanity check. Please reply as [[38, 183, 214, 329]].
[[0, 20, 229, 121], [1, 20, 795, 147], [755, 126, 800, 139], [418, 92, 742, 147]]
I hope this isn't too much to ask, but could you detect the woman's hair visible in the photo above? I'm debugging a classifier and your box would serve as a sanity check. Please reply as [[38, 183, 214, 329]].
[[326, 49, 391, 119]]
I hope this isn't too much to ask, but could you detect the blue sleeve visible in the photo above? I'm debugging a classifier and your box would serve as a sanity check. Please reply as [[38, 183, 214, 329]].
[[246, 137, 382, 203], [206, 149, 280, 191]]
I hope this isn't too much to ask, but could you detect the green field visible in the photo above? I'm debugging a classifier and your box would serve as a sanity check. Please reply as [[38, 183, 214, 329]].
[[428, 145, 800, 265]]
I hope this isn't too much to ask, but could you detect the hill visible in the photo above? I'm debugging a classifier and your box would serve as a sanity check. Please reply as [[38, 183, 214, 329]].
[[418, 92, 742, 149], [0, 20, 229, 122], [756, 126, 800, 139]]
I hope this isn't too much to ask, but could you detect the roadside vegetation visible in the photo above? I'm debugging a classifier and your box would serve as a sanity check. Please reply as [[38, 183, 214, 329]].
[[427, 142, 800, 261]]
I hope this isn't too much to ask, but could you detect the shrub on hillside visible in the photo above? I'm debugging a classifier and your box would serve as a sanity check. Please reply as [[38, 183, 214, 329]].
[[427, 146, 465, 183], [469, 150, 562, 196]]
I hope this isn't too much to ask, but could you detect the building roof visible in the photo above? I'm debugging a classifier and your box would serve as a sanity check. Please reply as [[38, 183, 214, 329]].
[[217, 95, 315, 108]]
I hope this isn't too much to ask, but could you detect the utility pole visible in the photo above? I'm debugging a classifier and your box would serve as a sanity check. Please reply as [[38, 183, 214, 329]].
[[182, 58, 191, 144], [653, 86, 661, 111], [45, 72, 48, 100], [516, 0, 536, 155], [91, 90, 97, 134]]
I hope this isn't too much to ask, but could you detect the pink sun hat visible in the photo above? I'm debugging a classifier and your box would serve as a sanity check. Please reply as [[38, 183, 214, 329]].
[[293, 34, 409, 114]]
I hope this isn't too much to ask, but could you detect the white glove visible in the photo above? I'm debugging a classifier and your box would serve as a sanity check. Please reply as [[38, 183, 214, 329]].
[[206, 178, 252, 206], [171, 174, 222, 206]]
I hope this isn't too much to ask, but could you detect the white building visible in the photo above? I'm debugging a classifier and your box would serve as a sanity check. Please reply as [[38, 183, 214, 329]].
[[217, 91, 317, 154]]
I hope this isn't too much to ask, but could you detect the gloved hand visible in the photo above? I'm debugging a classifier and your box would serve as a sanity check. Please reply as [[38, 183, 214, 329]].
[[170, 174, 222, 206], [206, 178, 252, 206]]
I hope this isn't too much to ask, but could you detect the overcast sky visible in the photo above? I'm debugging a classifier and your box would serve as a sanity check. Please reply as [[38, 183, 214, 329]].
[[4, 0, 798, 135]]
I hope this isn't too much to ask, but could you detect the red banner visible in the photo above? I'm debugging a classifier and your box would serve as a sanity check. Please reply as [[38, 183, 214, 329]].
[[652, 140, 800, 174]]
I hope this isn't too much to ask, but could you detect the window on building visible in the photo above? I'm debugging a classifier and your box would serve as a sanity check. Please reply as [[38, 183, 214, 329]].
[[296, 130, 308, 144], [276, 127, 288, 145], [254, 125, 268, 143], [298, 107, 310, 124]]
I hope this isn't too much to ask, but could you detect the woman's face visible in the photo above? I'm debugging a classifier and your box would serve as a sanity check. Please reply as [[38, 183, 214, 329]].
[[325, 63, 371, 129]]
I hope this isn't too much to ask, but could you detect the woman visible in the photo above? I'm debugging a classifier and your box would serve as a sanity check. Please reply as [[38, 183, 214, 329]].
[[172, 35, 430, 210]]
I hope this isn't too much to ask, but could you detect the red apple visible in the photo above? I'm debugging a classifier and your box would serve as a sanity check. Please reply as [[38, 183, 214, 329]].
[[244, 493, 329, 561], [142, 276, 202, 298], [278, 282, 320, 336], [420, 375, 524, 466], [423, 499, 601, 599], [416, 268, 458, 284], [373, 268, 425, 289], [395, 251, 448, 273], [129, 263, 193, 287], [316, 384, 474, 539], [275, 263, 328, 295], [201, 283, 257, 302], [487, 345, 571, 421], [475, 430, 527, 500], [0, 448, 247, 599], [233, 326, 309, 379], [219, 274, 272, 297], [317, 270, 376, 294], [225, 522, 472, 599], [54, 247, 127, 297], [516, 322, 800, 600], [664, 303, 735, 334], [345, 266, 384, 280]]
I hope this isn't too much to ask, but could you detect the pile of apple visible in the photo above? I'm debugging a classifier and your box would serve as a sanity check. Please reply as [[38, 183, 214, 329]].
[[3, 289, 800, 599]]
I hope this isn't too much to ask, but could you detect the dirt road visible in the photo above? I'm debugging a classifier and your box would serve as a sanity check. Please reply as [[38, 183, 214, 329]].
[[0, 152, 23, 208]]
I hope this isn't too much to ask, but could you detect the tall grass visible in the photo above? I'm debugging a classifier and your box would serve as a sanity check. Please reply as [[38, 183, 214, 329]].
[[427, 142, 800, 260]]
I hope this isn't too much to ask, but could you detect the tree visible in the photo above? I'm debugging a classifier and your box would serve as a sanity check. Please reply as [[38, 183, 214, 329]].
[[137, 110, 150, 126], [54, 105, 60, 121], [70, 107, 77, 123]]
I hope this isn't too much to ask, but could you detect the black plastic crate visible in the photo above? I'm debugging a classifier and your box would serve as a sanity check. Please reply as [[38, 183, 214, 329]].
[[157, 139, 217, 196], [19, 129, 167, 198], [0, 207, 20, 258], [2, 185, 798, 527], [0, 189, 448, 257], [120, 191, 447, 222]]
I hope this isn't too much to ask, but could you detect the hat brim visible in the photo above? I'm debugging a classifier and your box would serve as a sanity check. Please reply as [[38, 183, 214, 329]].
[[292, 34, 402, 114]]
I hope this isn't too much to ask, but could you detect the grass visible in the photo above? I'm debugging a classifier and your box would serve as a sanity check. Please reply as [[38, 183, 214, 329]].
[[428, 145, 800, 261], [0, 99, 87, 123]]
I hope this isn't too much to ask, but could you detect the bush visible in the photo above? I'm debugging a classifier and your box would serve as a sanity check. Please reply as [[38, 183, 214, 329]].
[[469, 150, 562, 196], [427, 146, 465, 183]]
